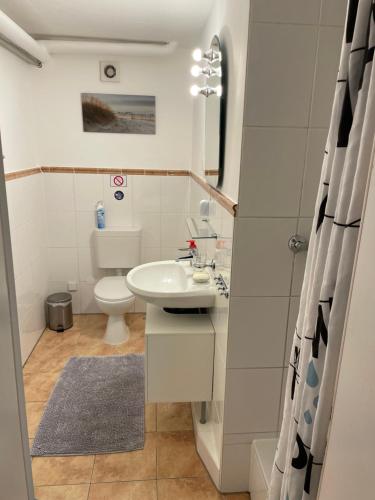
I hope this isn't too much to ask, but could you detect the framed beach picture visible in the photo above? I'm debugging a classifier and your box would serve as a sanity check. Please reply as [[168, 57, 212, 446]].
[[81, 93, 156, 134]]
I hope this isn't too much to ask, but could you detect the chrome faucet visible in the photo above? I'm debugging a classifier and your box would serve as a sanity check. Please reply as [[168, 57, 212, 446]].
[[176, 246, 198, 266]]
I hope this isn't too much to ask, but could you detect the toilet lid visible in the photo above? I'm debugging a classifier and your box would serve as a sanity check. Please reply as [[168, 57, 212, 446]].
[[94, 276, 133, 302]]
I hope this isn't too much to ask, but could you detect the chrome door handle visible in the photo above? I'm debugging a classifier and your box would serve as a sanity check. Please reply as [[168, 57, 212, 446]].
[[288, 234, 308, 254]]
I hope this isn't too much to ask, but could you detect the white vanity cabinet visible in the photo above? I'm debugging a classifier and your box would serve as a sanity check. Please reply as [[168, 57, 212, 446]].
[[145, 304, 215, 402]]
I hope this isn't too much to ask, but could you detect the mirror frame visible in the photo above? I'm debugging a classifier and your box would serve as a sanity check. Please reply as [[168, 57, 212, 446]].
[[205, 34, 227, 190]]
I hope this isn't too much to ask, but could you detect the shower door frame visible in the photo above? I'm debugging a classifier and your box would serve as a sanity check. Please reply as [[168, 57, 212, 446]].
[[0, 134, 35, 499]]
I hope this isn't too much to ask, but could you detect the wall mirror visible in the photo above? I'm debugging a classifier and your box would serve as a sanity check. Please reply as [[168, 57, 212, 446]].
[[191, 35, 227, 190], [204, 36, 226, 189]]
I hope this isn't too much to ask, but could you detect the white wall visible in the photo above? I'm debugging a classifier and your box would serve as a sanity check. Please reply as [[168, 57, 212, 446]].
[[0, 47, 38, 173], [0, 46, 48, 363], [318, 155, 375, 499], [191, 0, 250, 202], [223, 0, 347, 492], [33, 52, 193, 170]]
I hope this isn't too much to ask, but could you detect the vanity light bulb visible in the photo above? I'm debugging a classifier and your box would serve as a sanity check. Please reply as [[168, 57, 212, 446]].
[[190, 84, 200, 97], [191, 65, 201, 77], [216, 85, 223, 97], [192, 48, 202, 62]]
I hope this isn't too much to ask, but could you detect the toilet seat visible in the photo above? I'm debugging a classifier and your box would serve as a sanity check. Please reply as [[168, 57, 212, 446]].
[[94, 276, 134, 303]]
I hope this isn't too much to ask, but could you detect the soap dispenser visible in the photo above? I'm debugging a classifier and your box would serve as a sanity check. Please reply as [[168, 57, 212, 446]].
[[96, 201, 105, 229]]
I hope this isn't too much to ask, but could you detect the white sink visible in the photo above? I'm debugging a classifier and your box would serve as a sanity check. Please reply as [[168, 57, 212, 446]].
[[126, 260, 216, 308]]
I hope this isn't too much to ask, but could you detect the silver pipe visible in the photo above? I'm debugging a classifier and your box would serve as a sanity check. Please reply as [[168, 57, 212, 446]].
[[200, 402, 207, 424], [0, 35, 42, 67]]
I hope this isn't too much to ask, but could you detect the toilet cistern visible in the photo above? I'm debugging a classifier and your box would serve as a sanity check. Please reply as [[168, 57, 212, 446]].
[[93, 226, 142, 345]]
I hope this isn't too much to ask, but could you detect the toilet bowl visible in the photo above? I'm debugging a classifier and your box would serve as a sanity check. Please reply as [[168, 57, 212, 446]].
[[94, 276, 135, 345]]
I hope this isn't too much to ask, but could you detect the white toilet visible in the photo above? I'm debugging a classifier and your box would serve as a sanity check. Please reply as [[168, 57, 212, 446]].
[[94, 227, 142, 345]]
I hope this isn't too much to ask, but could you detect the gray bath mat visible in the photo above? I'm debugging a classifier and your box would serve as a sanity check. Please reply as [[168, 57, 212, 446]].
[[31, 355, 144, 456]]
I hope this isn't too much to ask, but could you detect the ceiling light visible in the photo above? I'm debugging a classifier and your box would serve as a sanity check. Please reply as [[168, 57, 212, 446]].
[[191, 65, 201, 77], [190, 84, 200, 96], [192, 48, 202, 62]]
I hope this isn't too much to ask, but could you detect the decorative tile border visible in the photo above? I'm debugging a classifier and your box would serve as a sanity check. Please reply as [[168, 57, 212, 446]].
[[4, 166, 237, 216], [40, 166, 191, 176], [190, 171, 237, 217], [4, 167, 42, 181]]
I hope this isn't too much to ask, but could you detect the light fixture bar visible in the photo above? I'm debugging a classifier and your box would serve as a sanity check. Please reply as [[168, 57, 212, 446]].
[[32, 34, 170, 46]]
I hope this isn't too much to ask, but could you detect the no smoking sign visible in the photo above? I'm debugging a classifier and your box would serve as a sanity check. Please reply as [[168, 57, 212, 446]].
[[110, 175, 127, 188]]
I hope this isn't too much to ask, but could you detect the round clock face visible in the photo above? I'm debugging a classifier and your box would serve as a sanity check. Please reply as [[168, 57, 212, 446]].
[[104, 64, 117, 79]]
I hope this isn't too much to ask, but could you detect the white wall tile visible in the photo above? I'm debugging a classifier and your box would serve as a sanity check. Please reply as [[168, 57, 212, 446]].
[[46, 210, 77, 247], [74, 173, 103, 211], [44, 173, 75, 211], [11, 223, 32, 278], [231, 218, 296, 296], [161, 176, 189, 213], [161, 213, 190, 248], [76, 211, 96, 248], [300, 129, 328, 217], [47, 247, 78, 282], [213, 343, 227, 413], [227, 297, 289, 368], [134, 296, 146, 313], [238, 127, 307, 217], [284, 297, 300, 366], [210, 293, 230, 357], [221, 443, 252, 493], [224, 368, 283, 434], [244, 23, 318, 127], [291, 218, 313, 295], [141, 247, 161, 264], [251, 0, 320, 24], [80, 282, 101, 314], [160, 247, 179, 261], [133, 175, 161, 213], [6, 177, 30, 229], [133, 212, 161, 248], [310, 27, 343, 128], [78, 247, 102, 283], [320, 0, 347, 26], [223, 432, 278, 446], [189, 178, 208, 215], [102, 174, 133, 227]]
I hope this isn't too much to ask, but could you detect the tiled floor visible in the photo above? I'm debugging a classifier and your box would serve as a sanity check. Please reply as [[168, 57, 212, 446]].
[[24, 313, 250, 500]]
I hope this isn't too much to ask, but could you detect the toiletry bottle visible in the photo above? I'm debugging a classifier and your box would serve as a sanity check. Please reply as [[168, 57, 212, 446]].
[[96, 201, 105, 229]]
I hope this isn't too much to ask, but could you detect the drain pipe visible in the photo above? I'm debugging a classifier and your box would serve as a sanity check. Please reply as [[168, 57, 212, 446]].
[[200, 402, 207, 424]]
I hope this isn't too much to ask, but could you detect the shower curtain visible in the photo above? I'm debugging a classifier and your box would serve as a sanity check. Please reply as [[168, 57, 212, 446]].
[[269, 1, 375, 499]]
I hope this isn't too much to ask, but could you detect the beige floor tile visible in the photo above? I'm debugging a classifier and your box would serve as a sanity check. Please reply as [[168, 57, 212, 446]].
[[24, 370, 60, 402], [157, 403, 193, 432], [157, 477, 222, 500], [125, 313, 146, 335], [157, 431, 207, 479], [32, 456, 95, 486], [26, 402, 46, 438], [76, 313, 145, 356], [34, 484, 90, 500], [116, 335, 145, 355], [222, 494, 251, 499], [145, 403, 157, 432], [88, 480, 157, 500], [24, 341, 78, 373], [92, 434, 157, 483], [78, 314, 107, 331]]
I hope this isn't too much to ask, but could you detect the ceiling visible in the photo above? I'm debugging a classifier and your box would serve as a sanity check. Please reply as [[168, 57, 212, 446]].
[[0, 0, 215, 47]]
